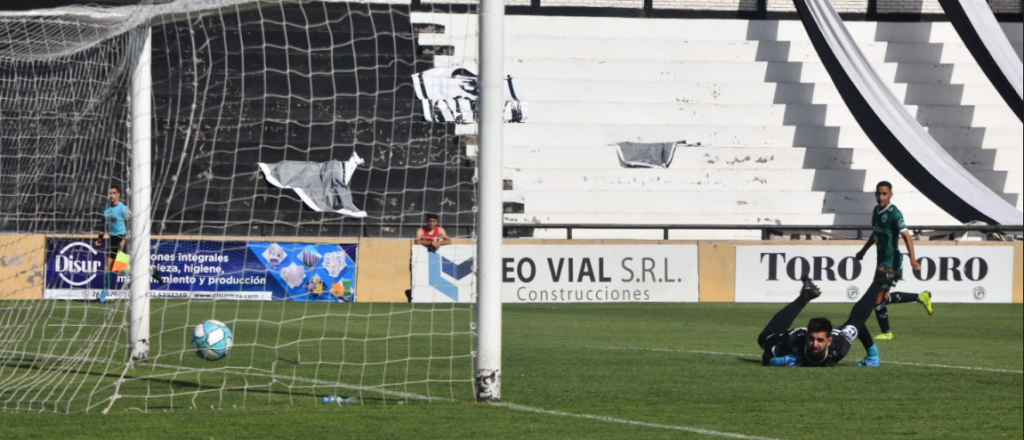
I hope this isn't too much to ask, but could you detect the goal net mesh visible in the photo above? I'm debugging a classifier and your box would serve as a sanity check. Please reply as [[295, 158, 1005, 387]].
[[0, 0, 480, 413]]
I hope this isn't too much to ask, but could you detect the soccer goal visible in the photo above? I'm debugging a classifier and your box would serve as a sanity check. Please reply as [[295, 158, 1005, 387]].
[[0, 0, 504, 413]]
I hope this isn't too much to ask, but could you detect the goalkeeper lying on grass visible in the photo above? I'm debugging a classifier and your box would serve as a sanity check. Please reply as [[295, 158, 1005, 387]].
[[757, 279, 881, 368]]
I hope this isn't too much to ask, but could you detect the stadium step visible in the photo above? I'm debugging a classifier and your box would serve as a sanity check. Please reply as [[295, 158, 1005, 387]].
[[522, 102, 1020, 129], [505, 169, 1023, 195], [413, 14, 1023, 47], [419, 35, 998, 65], [504, 145, 1023, 173], [520, 79, 1008, 107], [501, 124, 1024, 150], [434, 57, 1007, 86]]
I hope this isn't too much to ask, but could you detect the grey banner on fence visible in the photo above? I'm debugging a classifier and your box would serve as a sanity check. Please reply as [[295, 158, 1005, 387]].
[[258, 154, 366, 218]]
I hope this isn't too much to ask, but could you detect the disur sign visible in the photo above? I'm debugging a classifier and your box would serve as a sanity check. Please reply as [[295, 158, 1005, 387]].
[[412, 245, 700, 303], [53, 242, 104, 287], [735, 245, 1015, 303]]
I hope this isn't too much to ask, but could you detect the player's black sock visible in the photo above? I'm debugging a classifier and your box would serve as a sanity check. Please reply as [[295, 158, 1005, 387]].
[[875, 304, 892, 334], [847, 285, 880, 350], [857, 321, 874, 352], [888, 292, 920, 304], [758, 296, 809, 348]]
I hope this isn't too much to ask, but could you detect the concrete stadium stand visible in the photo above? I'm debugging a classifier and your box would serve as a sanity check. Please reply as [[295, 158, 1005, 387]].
[[413, 14, 1023, 238]]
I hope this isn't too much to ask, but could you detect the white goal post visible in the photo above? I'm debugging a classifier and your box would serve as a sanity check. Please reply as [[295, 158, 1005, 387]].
[[129, 26, 154, 365], [475, 0, 504, 404]]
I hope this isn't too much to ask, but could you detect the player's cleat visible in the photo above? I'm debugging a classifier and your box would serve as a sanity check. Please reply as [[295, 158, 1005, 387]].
[[98, 289, 108, 304], [857, 345, 881, 367], [875, 332, 894, 341], [857, 357, 881, 367], [919, 291, 934, 316], [800, 278, 822, 301]]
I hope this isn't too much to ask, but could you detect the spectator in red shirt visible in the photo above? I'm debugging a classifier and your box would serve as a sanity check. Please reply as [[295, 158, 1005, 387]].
[[416, 214, 452, 253]]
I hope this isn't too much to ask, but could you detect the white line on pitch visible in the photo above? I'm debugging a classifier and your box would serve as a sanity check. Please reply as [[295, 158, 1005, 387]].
[[882, 361, 1023, 375], [147, 362, 788, 440], [496, 403, 787, 440], [148, 362, 445, 403], [588, 346, 1024, 375]]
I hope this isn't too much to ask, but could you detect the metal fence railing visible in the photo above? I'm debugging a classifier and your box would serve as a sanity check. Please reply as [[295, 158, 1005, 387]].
[[5, 219, 1022, 242], [501, 224, 1024, 241]]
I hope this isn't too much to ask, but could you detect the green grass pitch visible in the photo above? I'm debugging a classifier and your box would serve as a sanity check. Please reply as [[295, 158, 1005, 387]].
[[0, 301, 1020, 440]]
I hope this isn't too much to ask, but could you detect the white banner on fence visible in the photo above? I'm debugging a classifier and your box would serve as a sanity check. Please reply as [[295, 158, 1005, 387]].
[[735, 245, 1015, 303], [44, 289, 272, 302], [412, 245, 700, 303], [412, 245, 478, 304]]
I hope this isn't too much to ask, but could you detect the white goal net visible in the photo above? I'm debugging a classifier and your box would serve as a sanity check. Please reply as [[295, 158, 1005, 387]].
[[0, 0, 483, 413]]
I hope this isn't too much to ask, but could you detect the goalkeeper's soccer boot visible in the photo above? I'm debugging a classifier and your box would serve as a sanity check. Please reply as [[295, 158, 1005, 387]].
[[800, 278, 822, 302], [919, 291, 934, 316], [875, 332, 894, 341], [857, 357, 881, 367], [857, 345, 881, 367]]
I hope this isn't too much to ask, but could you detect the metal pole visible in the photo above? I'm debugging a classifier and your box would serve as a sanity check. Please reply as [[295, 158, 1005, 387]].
[[129, 27, 153, 364], [475, 0, 504, 403]]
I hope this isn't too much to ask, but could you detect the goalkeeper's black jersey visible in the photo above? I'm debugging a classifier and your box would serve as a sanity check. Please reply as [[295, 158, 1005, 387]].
[[761, 326, 857, 367]]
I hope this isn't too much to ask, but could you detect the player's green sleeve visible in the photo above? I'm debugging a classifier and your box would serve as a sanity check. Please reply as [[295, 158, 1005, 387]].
[[894, 208, 907, 233]]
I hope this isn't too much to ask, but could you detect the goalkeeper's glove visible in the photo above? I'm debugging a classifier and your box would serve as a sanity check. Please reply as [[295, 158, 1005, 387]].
[[769, 354, 803, 368]]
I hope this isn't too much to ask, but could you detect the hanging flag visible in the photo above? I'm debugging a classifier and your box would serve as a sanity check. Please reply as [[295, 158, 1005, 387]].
[[112, 251, 131, 273]]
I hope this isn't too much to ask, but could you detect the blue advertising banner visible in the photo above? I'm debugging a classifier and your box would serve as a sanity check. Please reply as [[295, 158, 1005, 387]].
[[248, 242, 357, 302], [44, 238, 357, 302]]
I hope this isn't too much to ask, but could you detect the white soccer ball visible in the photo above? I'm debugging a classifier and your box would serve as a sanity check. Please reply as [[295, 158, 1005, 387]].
[[192, 320, 234, 361]]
